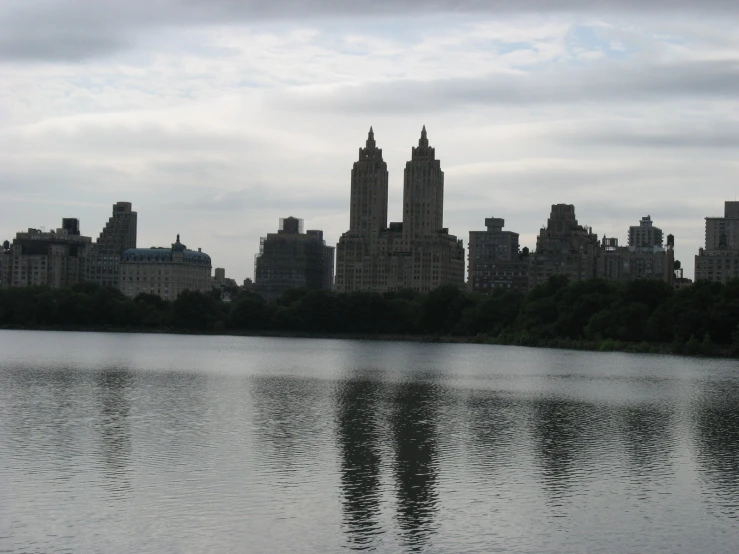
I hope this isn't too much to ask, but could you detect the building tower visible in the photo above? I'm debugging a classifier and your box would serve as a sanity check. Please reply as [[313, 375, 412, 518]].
[[402, 126, 444, 239], [87, 201, 138, 288], [628, 215, 664, 248], [349, 127, 389, 239]]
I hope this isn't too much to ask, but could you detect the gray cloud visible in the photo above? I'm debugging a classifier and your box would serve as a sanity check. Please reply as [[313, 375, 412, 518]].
[[2, 0, 739, 62], [274, 59, 739, 113]]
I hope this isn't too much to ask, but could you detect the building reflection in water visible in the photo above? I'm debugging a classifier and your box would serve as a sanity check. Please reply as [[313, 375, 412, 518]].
[[336, 378, 383, 550], [96, 368, 133, 499], [391, 381, 440, 551], [530, 399, 600, 507], [694, 382, 739, 517], [618, 405, 674, 480]]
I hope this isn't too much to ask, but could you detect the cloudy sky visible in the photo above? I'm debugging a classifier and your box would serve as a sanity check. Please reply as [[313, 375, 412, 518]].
[[2, 0, 738, 281]]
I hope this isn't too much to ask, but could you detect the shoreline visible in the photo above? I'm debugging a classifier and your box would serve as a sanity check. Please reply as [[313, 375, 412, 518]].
[[1, 324, 733, 358]]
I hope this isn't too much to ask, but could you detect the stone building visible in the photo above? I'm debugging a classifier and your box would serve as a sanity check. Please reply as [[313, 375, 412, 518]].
[[528, 204, 600, 289], [335, 127, 465, 293], [695, 201, 739, 283], [253, 217, 335, 301], [598, 232, 675, 285], [468, 217, 529, 293], [1, 219, 92, 288], [87, 202, 138, 289], [118, 235, 212, 300]]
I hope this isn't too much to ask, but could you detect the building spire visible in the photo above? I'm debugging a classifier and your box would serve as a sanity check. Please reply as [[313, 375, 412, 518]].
[[366, 126, 376, 149], [419, 125, 428, 147]]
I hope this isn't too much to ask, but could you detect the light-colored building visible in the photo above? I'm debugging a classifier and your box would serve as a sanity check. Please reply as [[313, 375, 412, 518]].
[[118, 235, 212, 300], [87, 201, 138, 289], [528, 204, 600, 289], [253, 217, 335, 301], [695, 201, 739, 284], [335, 127, 465, 293], [1, 219, 92, 289], [468, 217, 529, 293]]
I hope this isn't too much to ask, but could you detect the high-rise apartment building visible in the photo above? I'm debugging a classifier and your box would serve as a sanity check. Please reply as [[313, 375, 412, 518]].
[[695, 201, 739, 283], [1, 219, 92, 288], [468, 217, 529, 293], [335, 127, 465, 293], [86, 202, 137, 288], [628, 215, 664, 248], [528, 204, 600, 289], [598, 224, 674, 285], [253, 217, 335, 301]]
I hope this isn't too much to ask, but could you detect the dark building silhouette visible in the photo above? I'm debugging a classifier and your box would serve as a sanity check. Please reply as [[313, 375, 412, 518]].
[[468, 217, 529, 293], [86, 201, 138, 289], [598, 215, 675, 285], [253, 217, 334, 301], [529, 204, 600, 289], [336, 127, 464, 293]]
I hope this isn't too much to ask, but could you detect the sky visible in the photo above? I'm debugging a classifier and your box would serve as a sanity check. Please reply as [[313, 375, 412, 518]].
[[1, 0, 738, 281]]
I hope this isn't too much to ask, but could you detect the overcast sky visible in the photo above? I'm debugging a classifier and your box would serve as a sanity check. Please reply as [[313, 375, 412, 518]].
[[2, 0, 738, 281]]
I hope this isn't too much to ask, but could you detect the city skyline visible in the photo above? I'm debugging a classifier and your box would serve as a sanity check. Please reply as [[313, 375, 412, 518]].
[[2, 1, 739, 280]]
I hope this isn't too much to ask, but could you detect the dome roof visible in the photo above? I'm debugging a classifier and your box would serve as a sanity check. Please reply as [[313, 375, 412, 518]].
[[121, 247, 211, 265]]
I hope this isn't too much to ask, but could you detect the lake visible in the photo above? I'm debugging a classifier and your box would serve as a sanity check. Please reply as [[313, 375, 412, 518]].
[[1, 330, 738, 553]]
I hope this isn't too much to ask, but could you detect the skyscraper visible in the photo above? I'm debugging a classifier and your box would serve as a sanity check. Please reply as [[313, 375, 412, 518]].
[[86, 201, 138, 288], [349, 127, 388, 240], [335, 127, 464, 293], [695, 201, 739, 283]]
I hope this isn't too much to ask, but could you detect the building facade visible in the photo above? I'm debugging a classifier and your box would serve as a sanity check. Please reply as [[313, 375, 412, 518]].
[[1, 219, 92, 289], [628, 215, 664, 248], [253, 217, 335, 301], [118, 235, 212, 300], [87, 202, 138, 289], [335, 127, 465, 293], [695, 201, 739, 283], [528, 204, 600, 289], [598, 234, 675, 285], [468, 217, 529, 293]]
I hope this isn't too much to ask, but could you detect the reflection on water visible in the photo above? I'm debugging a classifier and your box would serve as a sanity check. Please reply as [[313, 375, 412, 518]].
[[694, 383, 739, 518], [97, 369, 132, 499], [1, 331, 739, 553], [392, 382, 440, 550], [337, 379, 383, 549]]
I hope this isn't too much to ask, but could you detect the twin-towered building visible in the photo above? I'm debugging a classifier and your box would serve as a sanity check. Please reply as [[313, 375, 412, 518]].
[[334, 127, 465, 293]]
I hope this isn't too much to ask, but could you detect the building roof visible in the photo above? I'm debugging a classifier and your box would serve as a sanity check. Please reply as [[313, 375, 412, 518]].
[[121, 247, 211, 265]]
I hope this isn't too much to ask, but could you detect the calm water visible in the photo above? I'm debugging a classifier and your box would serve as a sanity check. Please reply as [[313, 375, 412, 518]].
[[1, 331, 738, 553]]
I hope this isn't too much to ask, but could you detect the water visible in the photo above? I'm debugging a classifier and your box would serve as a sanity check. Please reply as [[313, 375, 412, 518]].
[[1, 330, 738, 553]]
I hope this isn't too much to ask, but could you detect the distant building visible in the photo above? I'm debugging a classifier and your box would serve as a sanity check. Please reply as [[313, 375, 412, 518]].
[[335, 127, 465, 293], [468, 217, 529, 293], [212, 267, 239, 301], [1, 219, 92, 288], [87, 202, 138, 289], [628, 215, 664, 248], [118, 235, 212, 300], [528, 204, 600, 289], [695, 201, 739, 283], [253, 217, 335, 301], [598, 231, 675, 285]]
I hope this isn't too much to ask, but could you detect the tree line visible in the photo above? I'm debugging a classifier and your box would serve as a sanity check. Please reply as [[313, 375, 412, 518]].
[[1, 277, 738, 355]]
